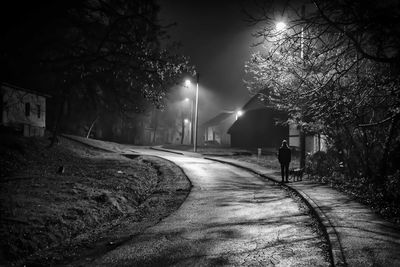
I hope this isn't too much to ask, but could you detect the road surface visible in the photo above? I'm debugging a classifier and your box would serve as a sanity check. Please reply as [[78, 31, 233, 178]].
[[87, 150, 330, 266]]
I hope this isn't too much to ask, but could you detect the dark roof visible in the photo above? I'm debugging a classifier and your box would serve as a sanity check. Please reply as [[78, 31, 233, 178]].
[[202, 112, 234, 127], [227, 91, 287, 134], [241, 89, 277, 111], [227, 107, 288, 134], [1, 82, 51, 98]]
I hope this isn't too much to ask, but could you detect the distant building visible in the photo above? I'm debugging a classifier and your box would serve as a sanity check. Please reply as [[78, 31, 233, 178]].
[[1, 83, 50, 137], [228, 93, 327, 153], [201, 111, 239, 146], [228, 96, 288, 149]]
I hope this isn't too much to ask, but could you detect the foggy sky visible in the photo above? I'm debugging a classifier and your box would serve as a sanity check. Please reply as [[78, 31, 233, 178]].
[[158, 0, 255, 123]]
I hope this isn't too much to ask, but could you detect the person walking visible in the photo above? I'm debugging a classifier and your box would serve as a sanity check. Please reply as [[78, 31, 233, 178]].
[[278, 140, 291, 183]]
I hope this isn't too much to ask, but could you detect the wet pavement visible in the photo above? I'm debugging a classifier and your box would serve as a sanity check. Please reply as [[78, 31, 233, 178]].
[[206, 156, 400, 267], [87, 155, 329, 266], [63, 135, 400, 267]]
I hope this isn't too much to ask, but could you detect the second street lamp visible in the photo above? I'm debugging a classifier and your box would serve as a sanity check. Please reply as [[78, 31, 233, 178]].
[[185, 73, 200, 152]]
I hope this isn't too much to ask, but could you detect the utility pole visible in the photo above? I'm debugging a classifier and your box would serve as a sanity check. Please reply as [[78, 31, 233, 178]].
[[299, 4, 306, 169], [194, 73, 199, 152]]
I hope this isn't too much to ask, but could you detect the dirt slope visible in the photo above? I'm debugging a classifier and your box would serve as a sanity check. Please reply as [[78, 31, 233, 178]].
[[0, 134, 191, 266]]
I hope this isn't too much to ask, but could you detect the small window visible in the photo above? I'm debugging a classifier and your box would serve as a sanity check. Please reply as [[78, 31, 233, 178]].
[[25, 103, 30, 117], [37, 104, 41, 118]]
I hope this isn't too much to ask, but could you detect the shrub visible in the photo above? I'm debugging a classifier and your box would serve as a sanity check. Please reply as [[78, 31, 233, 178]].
[[306, 150, 339, 177]]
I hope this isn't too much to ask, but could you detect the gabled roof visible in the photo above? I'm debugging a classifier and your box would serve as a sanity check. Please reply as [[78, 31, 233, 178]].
[[227, 91, 287, 134], [241, 89, 276, 112], [1, 82, 52, 98], [202, 112, 234, 127]]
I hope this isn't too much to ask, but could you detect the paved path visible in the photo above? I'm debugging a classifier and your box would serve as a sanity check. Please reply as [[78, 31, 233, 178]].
[[61, 136, 329, 266], [63, 135, 400, 266], [206, 156, 400, 267], [88, 154, 329, 266]]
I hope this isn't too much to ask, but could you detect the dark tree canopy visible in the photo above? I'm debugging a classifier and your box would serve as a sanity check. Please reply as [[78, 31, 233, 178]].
[[1, 0, 193, 109], [244, 0, 400, 182], [1, 0, 194, 140]]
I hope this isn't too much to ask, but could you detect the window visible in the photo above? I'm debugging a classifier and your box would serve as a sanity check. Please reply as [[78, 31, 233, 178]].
[[37, 104, 41, 118], [25, 103, 30, 117]]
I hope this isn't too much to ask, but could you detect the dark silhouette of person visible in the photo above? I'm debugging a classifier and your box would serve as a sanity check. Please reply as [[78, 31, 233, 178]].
[[278, 140, 291, 183]]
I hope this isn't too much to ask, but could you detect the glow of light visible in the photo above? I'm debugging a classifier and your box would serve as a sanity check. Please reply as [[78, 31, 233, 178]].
[[236, 110, 243, 120], [276, 21, 286, 32], [184, 118, 190, 124], [185, 79, 191, 87], [184, 98, 190, 102]]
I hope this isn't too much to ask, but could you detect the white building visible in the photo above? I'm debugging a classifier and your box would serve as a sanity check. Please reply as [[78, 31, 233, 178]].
[[1, 83, 49, 137], [289, 124, 327, 154]]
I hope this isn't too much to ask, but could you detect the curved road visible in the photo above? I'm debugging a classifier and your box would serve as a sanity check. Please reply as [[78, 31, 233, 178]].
[[88, 150, 330, 266]]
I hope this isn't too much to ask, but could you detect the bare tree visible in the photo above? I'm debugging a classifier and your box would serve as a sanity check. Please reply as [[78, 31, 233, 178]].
[[1, 0, 194, 145], [244, 0, 400, 182]]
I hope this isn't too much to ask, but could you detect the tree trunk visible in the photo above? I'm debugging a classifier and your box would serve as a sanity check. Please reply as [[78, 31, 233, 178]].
[[152, 108, 158, 144], [300, 127, 306, 168], [86, 115, 99, 138], [181, 116, 185, 145], [379, 115, 399, 183], [48, 86, 67, 148]]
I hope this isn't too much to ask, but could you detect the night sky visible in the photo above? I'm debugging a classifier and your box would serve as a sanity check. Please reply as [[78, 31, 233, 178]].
[[158, 0, 255, 122]]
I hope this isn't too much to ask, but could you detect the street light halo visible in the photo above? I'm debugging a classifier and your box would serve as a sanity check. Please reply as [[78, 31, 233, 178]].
[[275, 21, 287, 32], [185, 79, 191, 87]]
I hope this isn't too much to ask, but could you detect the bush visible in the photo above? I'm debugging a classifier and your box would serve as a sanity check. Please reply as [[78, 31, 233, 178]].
[[385, 171, 400, 202], [306, 150, 339, 177]]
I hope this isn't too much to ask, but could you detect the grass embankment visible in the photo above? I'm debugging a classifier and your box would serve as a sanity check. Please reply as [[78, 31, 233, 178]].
[[0, 134, 190, 265]]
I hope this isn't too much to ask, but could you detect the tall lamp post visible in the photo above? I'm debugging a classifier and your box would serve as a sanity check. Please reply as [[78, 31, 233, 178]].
[[185, 73, 200, 152], [276, 5, 306, 168]]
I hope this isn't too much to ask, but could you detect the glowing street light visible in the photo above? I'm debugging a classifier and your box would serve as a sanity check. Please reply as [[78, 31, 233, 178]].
[[185, 74, 200, 152], [236, 110, 243, 120], [275, 9, 306, 169], [275, 21, 287, 32]]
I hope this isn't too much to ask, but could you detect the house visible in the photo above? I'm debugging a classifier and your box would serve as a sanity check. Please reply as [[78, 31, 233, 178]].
[[1, 83, 50, 137], [228, 96, 288, 149], [228, 93, 326, 153], [201, 111, 237, 146]]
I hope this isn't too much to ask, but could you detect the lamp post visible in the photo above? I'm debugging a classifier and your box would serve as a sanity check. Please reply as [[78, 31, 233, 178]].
[[276, 6, 306, 168], [185, 73, 200, 152], [184, 97, 193, 145]]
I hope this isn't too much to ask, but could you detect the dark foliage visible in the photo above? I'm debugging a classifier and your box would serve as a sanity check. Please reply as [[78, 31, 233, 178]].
[[1, 0, 194, 141], [244, 0, 400, 183], [306, 151, 400, 223]]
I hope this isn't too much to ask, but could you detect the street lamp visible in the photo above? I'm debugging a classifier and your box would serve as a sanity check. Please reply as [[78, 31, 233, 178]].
[[236, 110, 243, 120], [275, 7, 306, 168], [185, 73, 200, 152], [275, 21, 286, 32]]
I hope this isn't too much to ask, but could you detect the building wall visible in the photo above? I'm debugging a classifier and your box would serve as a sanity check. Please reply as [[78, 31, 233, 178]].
[[289, 124, 300, 147], [306, 134, 327, 154], [229, 109, 288, 149], [1, 85, 46, 136], [289, 124, 327, 153], [203, 114, 235, 146]]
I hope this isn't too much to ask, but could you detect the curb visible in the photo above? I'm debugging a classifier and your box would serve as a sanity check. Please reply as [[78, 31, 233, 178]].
[[150, 146, 184, 155], [205, 156, 346, 267]]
